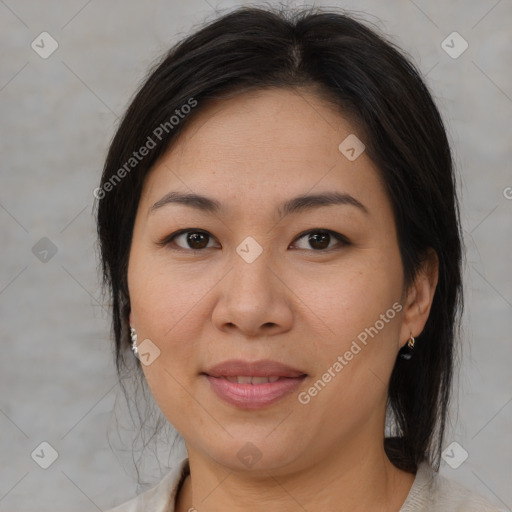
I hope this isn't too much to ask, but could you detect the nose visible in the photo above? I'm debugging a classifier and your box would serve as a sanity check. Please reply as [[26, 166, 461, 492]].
[[211, 251, 294, 338]]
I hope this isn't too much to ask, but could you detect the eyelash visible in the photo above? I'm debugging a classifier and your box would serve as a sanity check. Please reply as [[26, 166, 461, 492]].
[[156, 228, 350, 253]]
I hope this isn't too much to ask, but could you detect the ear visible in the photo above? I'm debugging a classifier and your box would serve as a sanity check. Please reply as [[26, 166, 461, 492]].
[[399, 248, 439, 348], [129, 312, 134, 327]]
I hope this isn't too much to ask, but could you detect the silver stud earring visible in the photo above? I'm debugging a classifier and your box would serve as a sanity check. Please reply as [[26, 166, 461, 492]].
[[130, 327, 138, 356]]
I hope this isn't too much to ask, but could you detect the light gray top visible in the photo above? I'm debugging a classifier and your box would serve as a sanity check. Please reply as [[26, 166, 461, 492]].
[[105, 457, 505, 512]]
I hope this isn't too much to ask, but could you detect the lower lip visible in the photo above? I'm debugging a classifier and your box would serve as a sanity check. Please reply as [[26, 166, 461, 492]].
[[204, 375, 306, 409]]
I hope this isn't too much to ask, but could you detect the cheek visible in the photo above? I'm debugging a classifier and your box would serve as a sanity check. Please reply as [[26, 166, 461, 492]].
[[297, 249, 404, 410], [129, 261, 208, 423], [130, 250, 186, 324], [128, 253, 219, 369], [297, 253, 402, 344]]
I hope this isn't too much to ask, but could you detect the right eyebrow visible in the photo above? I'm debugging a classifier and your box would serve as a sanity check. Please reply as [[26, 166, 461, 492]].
[[150, 191, 222, 215]]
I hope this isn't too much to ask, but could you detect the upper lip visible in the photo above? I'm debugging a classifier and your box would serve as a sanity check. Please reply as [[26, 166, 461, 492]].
[[203, 359, 307, 378]]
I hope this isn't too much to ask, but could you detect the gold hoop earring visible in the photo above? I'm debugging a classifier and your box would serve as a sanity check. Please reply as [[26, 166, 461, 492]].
[[399, 334, 415, 360]]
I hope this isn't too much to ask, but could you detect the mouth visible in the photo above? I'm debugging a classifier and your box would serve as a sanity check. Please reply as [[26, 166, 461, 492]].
[[215, 375, 293, 384], [203, 358, 306, 378], [201, 359, 308, 409]]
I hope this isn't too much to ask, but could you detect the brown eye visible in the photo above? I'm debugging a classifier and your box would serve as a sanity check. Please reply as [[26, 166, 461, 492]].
[[292, 230, 349, 251], [161, 229, 219, 251], [159, 228, 349, 252], [307, 231, 330, 250], [186, 232, 209, 249]]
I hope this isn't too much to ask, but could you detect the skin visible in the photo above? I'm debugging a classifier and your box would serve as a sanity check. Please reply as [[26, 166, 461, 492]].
[[127, 87, 438, 512]]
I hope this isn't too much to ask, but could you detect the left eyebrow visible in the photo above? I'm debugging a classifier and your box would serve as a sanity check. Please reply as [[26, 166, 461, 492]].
[[278, 191, 368, 218], [149, 190, 369, 217]]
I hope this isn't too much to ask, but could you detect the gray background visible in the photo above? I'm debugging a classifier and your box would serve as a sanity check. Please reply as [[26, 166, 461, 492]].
[[1, 0, 511, 510]]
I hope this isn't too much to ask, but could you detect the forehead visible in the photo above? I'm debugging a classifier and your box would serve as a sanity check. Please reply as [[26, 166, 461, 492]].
[[141, 88, 386, 216], [168, 87, 354, 160]]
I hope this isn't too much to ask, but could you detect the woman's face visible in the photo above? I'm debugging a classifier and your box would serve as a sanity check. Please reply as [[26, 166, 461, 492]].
[[127, 88, 421, 473]]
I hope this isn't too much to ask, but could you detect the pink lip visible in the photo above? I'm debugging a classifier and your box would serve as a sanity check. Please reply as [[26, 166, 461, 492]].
[[202, 359, 307, 409], [204, 375, 307, 409], [203, 359, 306, 378]]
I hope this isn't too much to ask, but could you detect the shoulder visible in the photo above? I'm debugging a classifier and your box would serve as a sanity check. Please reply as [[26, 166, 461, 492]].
[[400, 461, 506, 512], [103, 457, 190, 512]]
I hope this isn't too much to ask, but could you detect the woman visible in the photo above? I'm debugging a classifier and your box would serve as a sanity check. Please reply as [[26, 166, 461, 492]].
[[97, 6, 504, 511]]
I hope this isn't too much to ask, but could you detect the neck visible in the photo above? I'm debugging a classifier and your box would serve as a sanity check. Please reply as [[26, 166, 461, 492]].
[[175, 437, 415, 512]]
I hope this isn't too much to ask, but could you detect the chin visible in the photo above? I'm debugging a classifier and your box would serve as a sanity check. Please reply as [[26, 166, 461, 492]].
[[197, 433, 305, 473]]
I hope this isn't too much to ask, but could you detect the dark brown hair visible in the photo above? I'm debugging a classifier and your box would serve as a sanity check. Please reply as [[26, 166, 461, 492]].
[[97, 5, 463, 474]]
